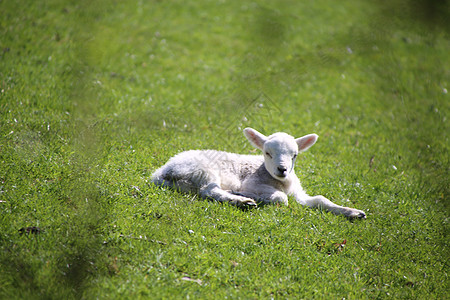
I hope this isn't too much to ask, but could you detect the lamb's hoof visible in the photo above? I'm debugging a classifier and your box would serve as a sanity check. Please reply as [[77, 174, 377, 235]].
[[345, 209, 366, 219], [241, 199, 257, 208], [232, 197, 257, 209]]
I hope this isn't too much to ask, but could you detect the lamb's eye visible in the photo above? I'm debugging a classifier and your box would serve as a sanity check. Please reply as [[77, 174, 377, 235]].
[[265, 152, 272, 158], [293, 154, 298, 160]]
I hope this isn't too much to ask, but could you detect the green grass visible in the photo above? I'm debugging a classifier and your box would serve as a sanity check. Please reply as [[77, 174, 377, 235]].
[[1, 0, 449, 298]]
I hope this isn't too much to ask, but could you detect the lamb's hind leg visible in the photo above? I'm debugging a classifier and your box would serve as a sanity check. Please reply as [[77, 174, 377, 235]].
[[297, 194, 366, 219], [200, 183, 257, 208], [151, 176, 174, 189]]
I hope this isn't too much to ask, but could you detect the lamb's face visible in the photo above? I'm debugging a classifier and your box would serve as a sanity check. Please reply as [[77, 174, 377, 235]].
[[243, 128, 318, 182], [263, 134, 299, 181]]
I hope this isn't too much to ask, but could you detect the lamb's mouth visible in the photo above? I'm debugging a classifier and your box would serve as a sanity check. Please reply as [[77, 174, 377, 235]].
[[276, 173, 288, 179]]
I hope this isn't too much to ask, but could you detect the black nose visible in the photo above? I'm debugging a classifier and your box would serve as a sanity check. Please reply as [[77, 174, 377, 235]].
[[277, 166, 287, 174]]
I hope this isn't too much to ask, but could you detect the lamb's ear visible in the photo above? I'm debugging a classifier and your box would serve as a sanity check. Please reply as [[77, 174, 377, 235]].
[[243, 128, 267, 150], [296, 134, 318, 152]]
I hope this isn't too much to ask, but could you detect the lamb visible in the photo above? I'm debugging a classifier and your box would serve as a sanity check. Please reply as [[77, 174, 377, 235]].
[[151, 127, 366, 219]]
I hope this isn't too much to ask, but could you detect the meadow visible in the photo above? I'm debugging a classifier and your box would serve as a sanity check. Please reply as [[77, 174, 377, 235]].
[[0, 0, 448, 298]]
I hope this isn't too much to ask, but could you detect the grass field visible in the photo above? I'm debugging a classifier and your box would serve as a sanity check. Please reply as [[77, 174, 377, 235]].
[[1, 0, 449, 298]]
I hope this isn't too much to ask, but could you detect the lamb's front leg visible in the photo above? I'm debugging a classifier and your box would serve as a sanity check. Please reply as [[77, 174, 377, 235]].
[[200, 183, 257, 208], [294, 191, 366, 219], [239, 184, 289, 206]]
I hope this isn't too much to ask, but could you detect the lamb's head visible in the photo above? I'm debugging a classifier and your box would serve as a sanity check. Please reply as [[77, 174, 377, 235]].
[[243, 127, 318, 181]]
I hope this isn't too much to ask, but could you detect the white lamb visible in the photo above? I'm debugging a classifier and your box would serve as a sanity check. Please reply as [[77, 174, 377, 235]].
[[151, 127, 366, 219]]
